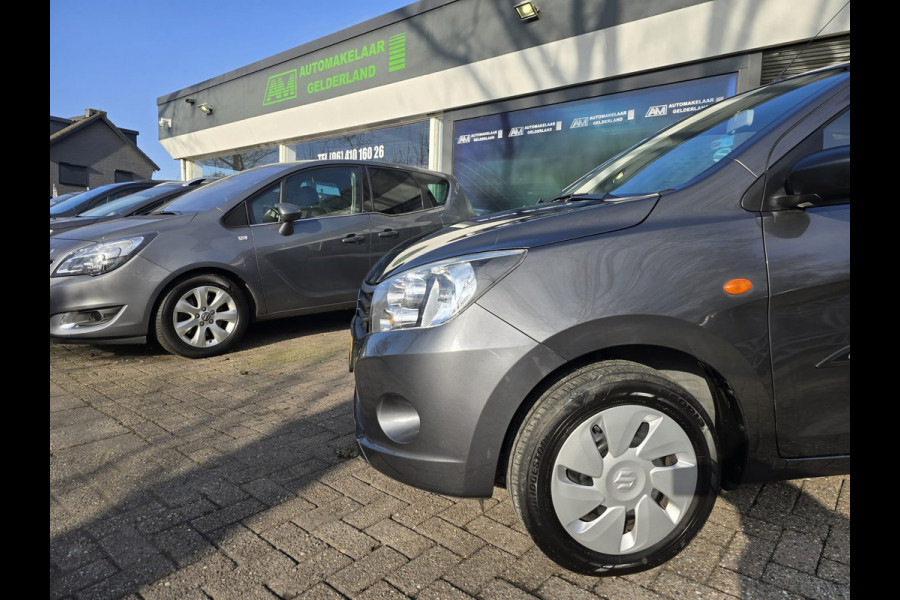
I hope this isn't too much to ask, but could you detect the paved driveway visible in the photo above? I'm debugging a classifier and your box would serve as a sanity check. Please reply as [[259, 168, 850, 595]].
[[50, 311, 850, 600]]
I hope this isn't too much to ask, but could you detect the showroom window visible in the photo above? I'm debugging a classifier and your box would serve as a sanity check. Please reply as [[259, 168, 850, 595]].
[[59, 163, 88, 187], [197, 146, 279, 178], [452, 73, 739, 215], [290, 121, 429, 168]]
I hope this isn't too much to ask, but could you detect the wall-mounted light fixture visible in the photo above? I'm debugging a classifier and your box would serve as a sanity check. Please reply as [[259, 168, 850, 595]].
[[158, 117, 172, 128], [197, 103, 214, 115], [514, 1, 539, 21]]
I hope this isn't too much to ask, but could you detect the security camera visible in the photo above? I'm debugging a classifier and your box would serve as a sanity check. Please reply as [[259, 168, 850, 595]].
[[159, 117, 172, 128]]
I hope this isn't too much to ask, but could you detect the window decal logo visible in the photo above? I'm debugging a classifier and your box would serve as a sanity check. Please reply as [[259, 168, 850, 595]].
[[646, 105, 668, 117]]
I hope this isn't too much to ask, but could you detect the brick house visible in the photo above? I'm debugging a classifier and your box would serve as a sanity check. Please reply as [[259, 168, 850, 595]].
[[50, 108, 160, 198]]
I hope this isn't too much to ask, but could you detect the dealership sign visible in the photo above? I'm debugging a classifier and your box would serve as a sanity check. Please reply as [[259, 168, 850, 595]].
[[263, 33, 407, 106]]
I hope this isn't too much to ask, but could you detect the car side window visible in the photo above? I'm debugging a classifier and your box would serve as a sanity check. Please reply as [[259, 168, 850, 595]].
[[368, 168, 425, 215], [247, 166, 361, 224], [822, 110, 850, 149], [764, 108, 850, 207], [246, 185, 283, 224], [411, 172, 450, 207]]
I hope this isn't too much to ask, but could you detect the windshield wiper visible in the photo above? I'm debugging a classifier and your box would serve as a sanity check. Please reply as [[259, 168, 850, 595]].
[[537, 192, 592, 204]]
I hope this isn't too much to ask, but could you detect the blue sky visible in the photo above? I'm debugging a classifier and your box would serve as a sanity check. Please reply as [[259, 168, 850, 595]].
[[50, 0, 415, 180]]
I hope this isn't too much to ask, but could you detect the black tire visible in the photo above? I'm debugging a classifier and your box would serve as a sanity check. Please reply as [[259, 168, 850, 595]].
[[507, 359, 720, 575], [154, 273, 249, 359]]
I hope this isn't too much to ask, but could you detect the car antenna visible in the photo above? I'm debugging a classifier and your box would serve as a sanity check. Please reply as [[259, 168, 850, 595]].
[[771, 0, 849, 83]]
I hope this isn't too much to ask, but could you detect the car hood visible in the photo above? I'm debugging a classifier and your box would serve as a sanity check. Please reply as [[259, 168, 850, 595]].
[[49, 212, 200, 244], [370, 193, 660, 282], [49, 216, 102, 236]]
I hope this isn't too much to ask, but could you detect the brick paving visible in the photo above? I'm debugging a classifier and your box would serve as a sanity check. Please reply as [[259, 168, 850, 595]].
[[50, 311, 850, 600]]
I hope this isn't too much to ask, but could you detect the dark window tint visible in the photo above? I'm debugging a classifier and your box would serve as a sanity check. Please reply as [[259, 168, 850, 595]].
[[59, 163, 88, 186], [368, 168, 424, 215]]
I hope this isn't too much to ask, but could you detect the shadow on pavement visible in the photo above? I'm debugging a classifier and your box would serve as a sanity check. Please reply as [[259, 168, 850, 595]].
[[50, 318, 850, 599]]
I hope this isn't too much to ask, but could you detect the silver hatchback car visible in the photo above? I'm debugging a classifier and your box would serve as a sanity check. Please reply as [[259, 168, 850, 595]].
[[50, 160, 473, 358]]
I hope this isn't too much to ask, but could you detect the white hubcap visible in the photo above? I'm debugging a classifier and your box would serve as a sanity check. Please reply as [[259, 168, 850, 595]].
[[550, 404, 698, 555]]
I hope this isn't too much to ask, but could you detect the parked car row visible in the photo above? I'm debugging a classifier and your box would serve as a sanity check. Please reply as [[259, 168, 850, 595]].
[[50, 161, 474, 358], [50, 177, 218, 237], [50, 64, 850, 576], [50, 180, 171, 218], [50, 191, 84, 207]]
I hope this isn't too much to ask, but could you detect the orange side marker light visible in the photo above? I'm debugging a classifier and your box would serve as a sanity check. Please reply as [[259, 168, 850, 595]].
[[723, 278, 752, 295]]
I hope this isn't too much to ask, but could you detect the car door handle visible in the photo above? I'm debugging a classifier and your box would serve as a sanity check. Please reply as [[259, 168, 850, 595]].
[[342, 234, 366, 244], [377, 229, 399, 238]]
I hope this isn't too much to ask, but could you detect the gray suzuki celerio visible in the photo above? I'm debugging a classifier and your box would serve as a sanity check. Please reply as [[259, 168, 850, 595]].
[[350, 64, 850, 575]]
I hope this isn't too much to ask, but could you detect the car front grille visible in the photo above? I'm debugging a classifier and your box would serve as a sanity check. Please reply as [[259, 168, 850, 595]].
[[356, 281, 375, 334]]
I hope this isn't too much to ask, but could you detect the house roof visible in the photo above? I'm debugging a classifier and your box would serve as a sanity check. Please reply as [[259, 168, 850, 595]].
[[50, 108, 160, 171]]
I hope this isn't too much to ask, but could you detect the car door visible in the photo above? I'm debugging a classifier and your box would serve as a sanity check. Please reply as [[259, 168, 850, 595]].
[[248, 165, 372, 314], [763, 106, 850, 458], [365, 166, 448, 266]]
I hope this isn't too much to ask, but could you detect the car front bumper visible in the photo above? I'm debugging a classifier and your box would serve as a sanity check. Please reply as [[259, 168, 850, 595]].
[[351, 301, 565, 497], [49, 255, 171, 344]]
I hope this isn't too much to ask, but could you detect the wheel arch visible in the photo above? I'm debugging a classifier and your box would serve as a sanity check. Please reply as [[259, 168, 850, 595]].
[[147, 265, 260, 345], [493, 316, 766, 491]]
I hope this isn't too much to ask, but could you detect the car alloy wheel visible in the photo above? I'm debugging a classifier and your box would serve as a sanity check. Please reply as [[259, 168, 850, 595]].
[[155, 273, 249, 359]]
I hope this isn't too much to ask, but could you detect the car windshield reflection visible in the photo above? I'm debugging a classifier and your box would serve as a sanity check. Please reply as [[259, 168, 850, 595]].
[[159, 164, 296, 213]]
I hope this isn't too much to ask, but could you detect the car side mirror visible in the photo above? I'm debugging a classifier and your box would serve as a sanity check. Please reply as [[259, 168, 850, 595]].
[[276, 203, 302, 236], [769, 146, 850, 209]]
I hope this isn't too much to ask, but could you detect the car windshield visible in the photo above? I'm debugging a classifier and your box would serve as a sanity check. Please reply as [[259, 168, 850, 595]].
[[51, 192, 82, 205], [78, 185, 176, 217], [50, 183, 123, 216], [158, 164, 296, 214], [561, 67, 849, 199]]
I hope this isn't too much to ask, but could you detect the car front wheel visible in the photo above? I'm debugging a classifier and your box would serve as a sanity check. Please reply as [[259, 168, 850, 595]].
[[507, 359, 720, 575], [154, 274, 249, 359]]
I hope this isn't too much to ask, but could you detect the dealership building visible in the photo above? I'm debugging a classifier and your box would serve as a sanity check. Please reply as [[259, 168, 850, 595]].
[[156, 0, 850, 214]]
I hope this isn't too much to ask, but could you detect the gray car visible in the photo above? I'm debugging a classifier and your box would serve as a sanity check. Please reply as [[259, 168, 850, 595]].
[[350, 64, 850, 574], [50, 160, 473, 358], [49, 180, 168, 218], [49, 179, 216, 237]]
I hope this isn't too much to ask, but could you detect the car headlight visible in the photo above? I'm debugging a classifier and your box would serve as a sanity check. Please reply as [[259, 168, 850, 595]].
[[370, 249, 526, 332], [52, 235, 155, 277]]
